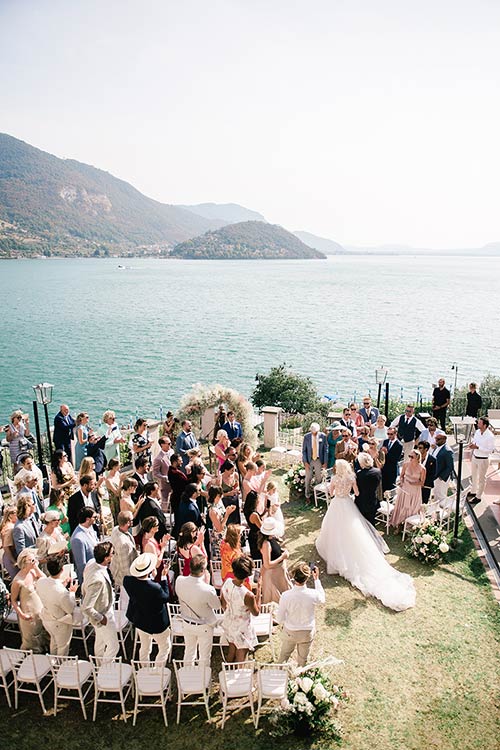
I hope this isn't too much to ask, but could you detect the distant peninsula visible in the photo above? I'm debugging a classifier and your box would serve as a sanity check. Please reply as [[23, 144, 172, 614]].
[[170, 221, 326, 260]]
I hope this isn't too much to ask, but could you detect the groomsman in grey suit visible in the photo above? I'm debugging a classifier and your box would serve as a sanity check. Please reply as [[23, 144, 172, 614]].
[[82, 541, 119, 659], [302, 422, 328, 500]]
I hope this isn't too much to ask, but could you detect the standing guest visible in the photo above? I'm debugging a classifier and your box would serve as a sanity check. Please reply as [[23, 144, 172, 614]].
[[102, 410, 126, 465], [75, 412, 91, 471], [364, 437, 386, 471], [5, 411, 32, 472], [417, 441, 436, 504], [206, 485, 235, 557], [132, 418, 153, 465], [14, 454, 44, 499], [153, 436, 174, 507], [120, 477, 144, 535], [175, 420, 200, 469], [265, 480, 285, 538], [236, 443, 256, 480], [177, 522, 207, 577], [349, 403, 364, 432], [276, 561, 325, 667], [131, 456, 150, 504], [11, 549, 48, 652], [0, 506, 19, 579], [104, 458, 122, 524], [17, 472, 45, 523], [175, 554, 220, 665], [220, 460, 241, 503], [432, 378, 451, 431], [327, 423, 343, 469], [222, 411, 243, 442], [135, 481, 169, 541], [359, 396, 380, 426], [466, 382, 483, 419], [213, 404, 227, 442], [391, 405, 425, 460], [53, 404, 76, 460], [163, 411, 178, 444], [381, 427, 404, 491], [35, 510, 67, 570], [68, 474, 100, 534], [140, 517, 170, 582], [373, 414, 388, 445], [82, 541, 119, 659], [356, 425, 372, 453], [167, 453, 189, 519], [173, 484, 203, 538], [339, 407, 358, 438], [302, 422, 328, 502], [335, 428, 358, 465], [220, 525, 250, 585], [110, 511, 138, 590], [36, 556, 78, 656], [258, 517, 292, 604], [124, 553, 171, 665], [214, 430, 231, 470], [220, 555, 260, 663], [432, 434, 455, 505], [243, 490, 264, 560], [13, 494, 41, 557], [46, 488, 71, 542], [51, 448, 78, 503], [390, 450, 426, 528], [418, 417, 444, 451], [468, 417, 495, 504], [71, 507, 98, 584], [355, 453, 382, 526]]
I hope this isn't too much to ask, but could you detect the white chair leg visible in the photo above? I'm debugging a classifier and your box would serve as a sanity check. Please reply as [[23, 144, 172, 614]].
[[176, 695, 182, 724]]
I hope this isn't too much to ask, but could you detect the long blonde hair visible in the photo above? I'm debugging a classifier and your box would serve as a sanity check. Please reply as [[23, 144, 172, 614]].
[[334, 459, 355, 481]]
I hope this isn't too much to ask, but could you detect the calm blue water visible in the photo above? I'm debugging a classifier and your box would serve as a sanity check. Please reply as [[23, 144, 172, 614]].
[[1, 256, 499, 425]]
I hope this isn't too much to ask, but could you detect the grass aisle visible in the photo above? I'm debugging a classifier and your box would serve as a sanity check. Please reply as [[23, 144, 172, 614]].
[[2, 467, 499, 750]]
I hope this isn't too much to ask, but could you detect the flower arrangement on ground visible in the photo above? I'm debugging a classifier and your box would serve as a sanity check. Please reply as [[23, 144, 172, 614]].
[[269, 665, 348, 740], [284, 463, 306, 496], [406, 519, 450, 564]]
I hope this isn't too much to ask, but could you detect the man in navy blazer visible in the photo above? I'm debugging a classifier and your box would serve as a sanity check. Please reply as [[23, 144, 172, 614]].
[[302, 422, 328, 500], [381, 426, 404, 491], [432, 434, 454, 505], [53, 404, 76, 460], [222, 411, 243, 442]]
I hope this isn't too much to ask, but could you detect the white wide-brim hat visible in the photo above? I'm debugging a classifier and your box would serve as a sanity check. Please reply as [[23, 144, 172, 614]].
[[260, 517, 278, 536], [130, 553, 157, 578]]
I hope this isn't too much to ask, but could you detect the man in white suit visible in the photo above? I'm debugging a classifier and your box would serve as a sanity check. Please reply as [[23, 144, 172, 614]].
[[82, 541, 119, 659], [302, 422, 328, 501]]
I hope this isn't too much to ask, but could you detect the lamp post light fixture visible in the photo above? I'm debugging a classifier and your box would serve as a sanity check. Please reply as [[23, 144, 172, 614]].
[[32, 382, 54, 463], [449, 416, 476, 547], [375, 366, 388, 411]]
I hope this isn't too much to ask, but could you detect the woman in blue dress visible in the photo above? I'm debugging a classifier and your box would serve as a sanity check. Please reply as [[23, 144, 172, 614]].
[[74, 412, 89, 471]]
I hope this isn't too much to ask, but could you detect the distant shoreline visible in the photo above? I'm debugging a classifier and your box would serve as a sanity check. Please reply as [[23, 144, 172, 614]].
[[0, 251, 497, 260]]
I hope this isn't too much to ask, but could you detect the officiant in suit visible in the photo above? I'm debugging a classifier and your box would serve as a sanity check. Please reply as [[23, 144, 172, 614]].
[[381, 427, 403, 491], [53, 405, 76, 461], [302, 422, 328, 500]]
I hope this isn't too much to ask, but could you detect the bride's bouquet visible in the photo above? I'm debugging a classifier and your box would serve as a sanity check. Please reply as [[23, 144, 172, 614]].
[[406, 520, 450, 564], [269, 663, 348, 740]]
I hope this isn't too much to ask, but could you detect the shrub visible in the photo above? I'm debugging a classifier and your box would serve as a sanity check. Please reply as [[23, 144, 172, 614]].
[[252, 364, 322, 414]]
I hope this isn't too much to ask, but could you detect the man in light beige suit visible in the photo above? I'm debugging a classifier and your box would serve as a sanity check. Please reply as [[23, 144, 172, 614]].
[[82, 541, 119, 659]]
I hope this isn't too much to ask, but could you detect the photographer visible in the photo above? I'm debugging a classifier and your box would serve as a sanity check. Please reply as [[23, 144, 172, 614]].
[[275, 561, 325, 667]]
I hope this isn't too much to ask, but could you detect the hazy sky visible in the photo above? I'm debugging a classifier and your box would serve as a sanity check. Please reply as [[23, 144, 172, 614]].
[[1, 0, 499, 248]]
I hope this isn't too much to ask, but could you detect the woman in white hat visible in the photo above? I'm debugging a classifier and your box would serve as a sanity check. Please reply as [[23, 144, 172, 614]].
[[257, 517, 292, 604], [36, 510, 68, 571]]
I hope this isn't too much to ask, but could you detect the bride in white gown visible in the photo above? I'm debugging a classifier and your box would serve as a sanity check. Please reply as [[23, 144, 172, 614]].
[[316, 460, 416, 612]]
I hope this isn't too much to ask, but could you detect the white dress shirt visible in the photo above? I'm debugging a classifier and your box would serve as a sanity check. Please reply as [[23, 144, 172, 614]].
[[275, 580, 325, 631], [471, 428, 495, 458], [175, 575, 220, 625]]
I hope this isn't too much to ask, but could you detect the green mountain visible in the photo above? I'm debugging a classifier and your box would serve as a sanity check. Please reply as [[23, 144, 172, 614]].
[[0, 133, 221, 256], [294, 230, 347, 255], [180, 202, 266, 224], [171, 221, 326, 259]]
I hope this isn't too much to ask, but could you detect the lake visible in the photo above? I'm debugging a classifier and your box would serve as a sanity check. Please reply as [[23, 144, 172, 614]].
[[1, 255, 498, 425]]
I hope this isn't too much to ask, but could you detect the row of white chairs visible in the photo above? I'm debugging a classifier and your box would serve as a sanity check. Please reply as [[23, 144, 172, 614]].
[[0, 647, 289, 728]]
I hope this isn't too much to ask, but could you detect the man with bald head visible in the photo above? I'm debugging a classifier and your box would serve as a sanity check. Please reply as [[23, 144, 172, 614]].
[[432, 379, 451, 431], [53, 404, 76, 461]]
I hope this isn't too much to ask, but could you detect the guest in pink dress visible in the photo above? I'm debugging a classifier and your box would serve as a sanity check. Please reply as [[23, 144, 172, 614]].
[[390, 450, 426, 528]]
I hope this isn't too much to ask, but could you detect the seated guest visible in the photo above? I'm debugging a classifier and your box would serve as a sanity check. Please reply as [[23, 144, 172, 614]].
[[13, 494, 41, 558], [417, 441, 436, 504], [70, 507, 98, 584], [220, 554, 260, 663], [36, 555, 78, 656], [67, 474, 100, 534]]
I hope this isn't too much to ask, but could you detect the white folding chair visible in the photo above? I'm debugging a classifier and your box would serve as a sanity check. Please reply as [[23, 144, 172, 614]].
[[209, 559, 223, 591], [114, 602, 133, 658], [255, 662, 289, 728], [90, 655, 134, 722], [218, 660, 255, 729], [375, 488, 396, 535], [132, 660, 172, 726], [173, 659, 212, 724], [402, 499, 442, 541], [313, 481, 329, 507], [71, 602, 92, 658], [167, 603, 184, 658], [51, 655, 93, 719], [0, 646, 22, 708], [4, 647, 53, 713], [3, 608, 20, 634], [252, 603, 275, 659]]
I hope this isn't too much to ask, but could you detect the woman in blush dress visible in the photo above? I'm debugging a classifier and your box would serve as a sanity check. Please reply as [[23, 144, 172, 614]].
[[316, 459, 415, 612], [0, 506, 19, 579], [11, 549, 49, 652], [258, 517, 292, 604], [390, 450, 426, 529]]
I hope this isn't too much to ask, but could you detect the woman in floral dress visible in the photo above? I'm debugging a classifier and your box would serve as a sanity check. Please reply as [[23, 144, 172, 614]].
[[220, 554, 260, 662]]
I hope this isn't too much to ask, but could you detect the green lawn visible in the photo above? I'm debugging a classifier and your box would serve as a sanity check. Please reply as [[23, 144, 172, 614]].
[[2, 464, 499, 750]]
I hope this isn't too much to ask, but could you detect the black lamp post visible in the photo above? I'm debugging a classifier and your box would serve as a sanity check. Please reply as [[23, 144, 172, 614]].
[[375, 366, 388, 411], [449, 416, 475, 547], [32, 382, 54, 463]]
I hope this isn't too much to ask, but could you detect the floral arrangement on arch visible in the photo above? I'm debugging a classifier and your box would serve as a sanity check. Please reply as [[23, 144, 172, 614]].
[[406, 519, 450, 564], [284, 463, 306, 495], [269, 663, 348, 740], [177, 383, 258, 448]]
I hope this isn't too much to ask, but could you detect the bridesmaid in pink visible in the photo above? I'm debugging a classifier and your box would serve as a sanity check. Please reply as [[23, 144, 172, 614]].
[[390, 450, 426, 528]]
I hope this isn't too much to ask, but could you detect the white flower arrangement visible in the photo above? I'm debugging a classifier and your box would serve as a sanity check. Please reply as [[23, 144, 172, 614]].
[[406, 519, 451, 564], [284, 462, 307, 495]]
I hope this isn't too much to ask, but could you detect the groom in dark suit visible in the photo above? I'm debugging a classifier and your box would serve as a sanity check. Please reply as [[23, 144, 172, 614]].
[[53, 404, 76, 460], [381, 427, 403, 491]]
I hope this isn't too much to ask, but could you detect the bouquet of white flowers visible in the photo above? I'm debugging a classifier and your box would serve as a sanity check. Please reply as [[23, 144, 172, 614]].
[[406, 520, 450, 564], [284, 463, 307, 495], [269, 666, 348, 740]]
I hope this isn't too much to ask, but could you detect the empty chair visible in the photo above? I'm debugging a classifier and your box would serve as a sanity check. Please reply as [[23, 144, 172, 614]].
[[114, 602, 133, 659], [3, 608, 20, 634], [0, 647, 23, 708], [90, 655, 134, 723], [173, 660, 212, 724], [71, 602, 92, 658], [4, 647, 53, 713], [209, 559, 223, 591], [255, 662, 289, 728], [131, 660, 172, 726], [50, 654, 93, 719], [218, 660, 255, 729], [252, 603, 275, 658], [375, 488, 396, 535], [166, 603, 184, 658]]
